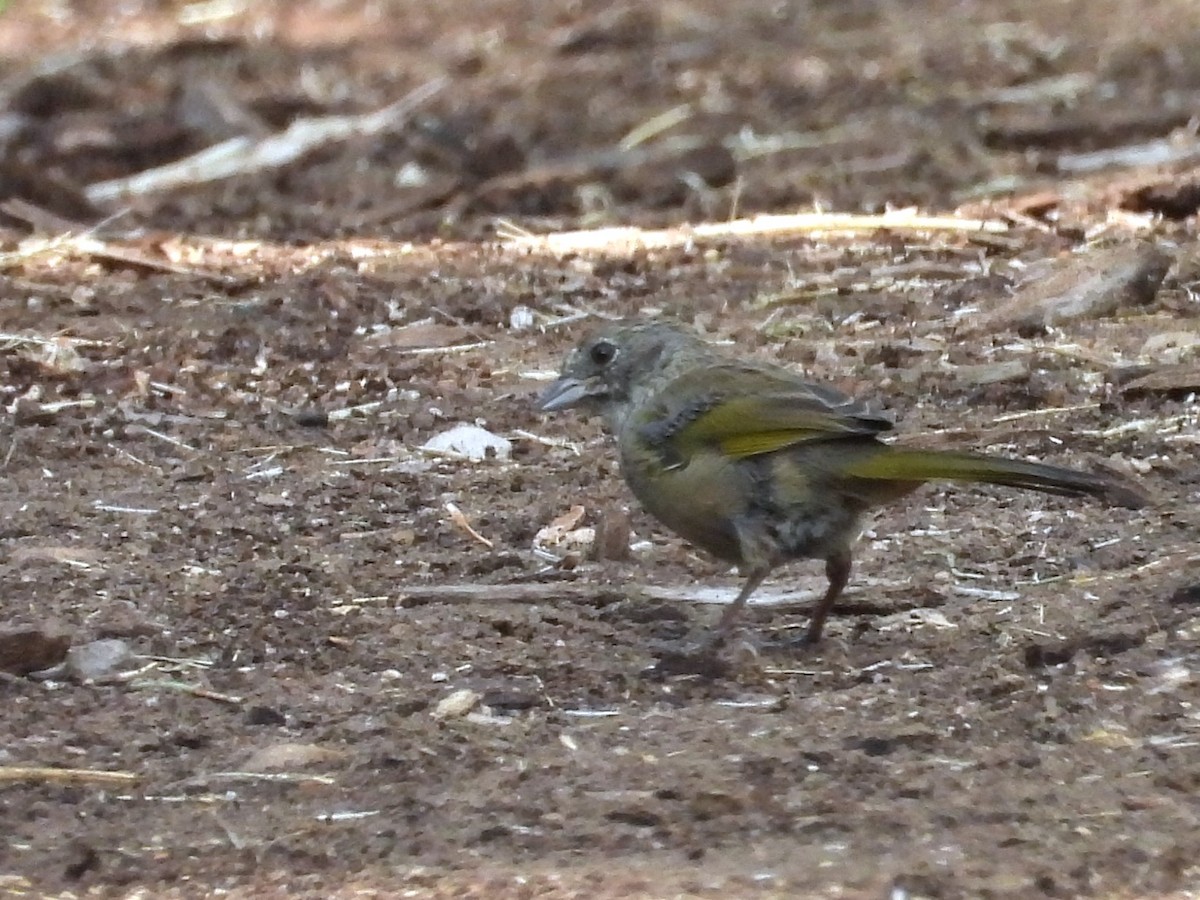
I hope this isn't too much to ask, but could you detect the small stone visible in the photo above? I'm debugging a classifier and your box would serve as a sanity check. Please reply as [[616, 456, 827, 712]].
[[293, 408, 329, 427], [421, 424, 512, 461], [243, 742, 346, 771], [245, 705, 288, 727], [431, 688, 481, 720], [509, 305, 535, 331], [66, 639, 132, 681]]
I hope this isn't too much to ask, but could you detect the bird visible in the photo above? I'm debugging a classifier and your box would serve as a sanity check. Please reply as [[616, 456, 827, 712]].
[[537, 319, 1146, 666]]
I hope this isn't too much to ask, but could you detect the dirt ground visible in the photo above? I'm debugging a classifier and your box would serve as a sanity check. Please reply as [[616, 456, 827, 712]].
[[1, 1, 1199, 898]]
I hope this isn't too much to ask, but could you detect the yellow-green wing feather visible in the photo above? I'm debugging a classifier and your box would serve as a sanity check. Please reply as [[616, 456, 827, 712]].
[[642, 364, 893, 461]]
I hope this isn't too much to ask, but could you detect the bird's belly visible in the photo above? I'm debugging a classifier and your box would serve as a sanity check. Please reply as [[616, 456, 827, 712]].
[[758, 451, 865, 560], [620, 447, 868, 567], [764, 503, 858, 559]]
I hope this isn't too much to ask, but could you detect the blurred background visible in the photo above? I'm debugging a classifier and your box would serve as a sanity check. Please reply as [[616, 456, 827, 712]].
[[0, 0, 1197, 241]]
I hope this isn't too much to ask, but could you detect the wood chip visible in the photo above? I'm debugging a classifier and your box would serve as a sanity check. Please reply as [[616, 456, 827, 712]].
[[0, 623, 72, 676], [978, 242, 1172, 334], [1120, 363, 1200, 396]]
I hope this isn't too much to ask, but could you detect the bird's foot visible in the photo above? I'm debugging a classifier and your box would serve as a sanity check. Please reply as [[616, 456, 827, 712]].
[[780, 630, 823, 650], [644, 636, 738, 678]]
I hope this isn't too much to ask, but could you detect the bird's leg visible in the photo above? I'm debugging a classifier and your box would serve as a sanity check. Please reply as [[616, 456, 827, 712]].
[[803, 548, 852, 644], [711, 567, 769, 648], [647, 567, 769, 678]]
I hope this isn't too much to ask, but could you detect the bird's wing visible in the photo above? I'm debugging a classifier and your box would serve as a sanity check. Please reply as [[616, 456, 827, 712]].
[[637, 363, 894, 461]]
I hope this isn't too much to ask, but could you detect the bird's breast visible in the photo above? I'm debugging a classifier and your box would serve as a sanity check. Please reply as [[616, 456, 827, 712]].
[[618, 444, 752, 563]]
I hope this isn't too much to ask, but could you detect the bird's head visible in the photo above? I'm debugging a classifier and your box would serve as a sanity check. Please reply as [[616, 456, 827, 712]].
[[537, 320, 704, 430]]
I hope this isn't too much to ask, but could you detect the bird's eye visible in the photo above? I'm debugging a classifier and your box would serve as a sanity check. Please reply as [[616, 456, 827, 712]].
[[589, 340, 617, 366]]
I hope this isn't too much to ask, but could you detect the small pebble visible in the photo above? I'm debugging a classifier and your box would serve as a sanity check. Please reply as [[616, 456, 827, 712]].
[[431, 688, 481, 720], [66, 639, 132, 681], [422, 424, 512, 461]]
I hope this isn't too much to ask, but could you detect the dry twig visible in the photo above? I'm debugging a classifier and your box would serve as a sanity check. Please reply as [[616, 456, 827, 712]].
[[499, 210, 1007, 255], [0, 766, 138, 785], [85, 78, 447, 202], [444, 502, 494, 549]]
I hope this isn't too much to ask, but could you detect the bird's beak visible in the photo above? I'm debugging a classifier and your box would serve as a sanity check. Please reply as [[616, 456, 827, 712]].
[[537, 376, 603, 411]]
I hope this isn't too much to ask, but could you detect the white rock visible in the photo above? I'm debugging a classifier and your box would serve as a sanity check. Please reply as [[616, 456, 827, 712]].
[[66, 639, 132, 681], [509, 305, 535, 331], [431, 688, 481, 720], [421, 424, 512, 461]]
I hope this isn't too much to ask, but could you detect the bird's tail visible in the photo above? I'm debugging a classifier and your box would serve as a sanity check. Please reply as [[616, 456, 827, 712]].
[[842, 449, 1146, 508]]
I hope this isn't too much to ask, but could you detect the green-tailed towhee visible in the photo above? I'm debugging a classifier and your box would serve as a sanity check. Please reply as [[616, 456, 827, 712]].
[[538, 320, 1146, 661]]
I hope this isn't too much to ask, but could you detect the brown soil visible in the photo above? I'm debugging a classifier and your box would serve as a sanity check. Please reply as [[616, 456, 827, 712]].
[[1, 2, 1199, 898]]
